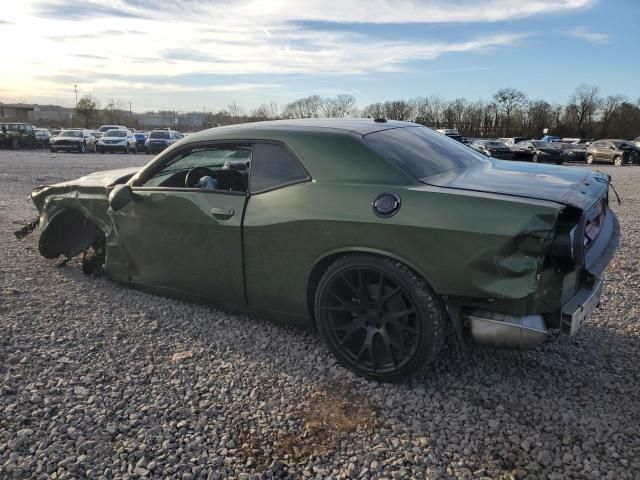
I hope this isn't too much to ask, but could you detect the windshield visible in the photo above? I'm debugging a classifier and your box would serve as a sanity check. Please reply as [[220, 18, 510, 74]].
[[364, 126, 486, 181], [61, 130, 83, 137], [485, 141, 509, 148], [532, 141, 560, 148], [99, 126, 120, 132], [105, 130, 127, 137], [612, 141, 634, 148], [149, 131, 171, 139]]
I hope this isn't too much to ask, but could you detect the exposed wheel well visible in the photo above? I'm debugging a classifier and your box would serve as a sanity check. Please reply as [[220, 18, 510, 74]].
[[39, 208, 105, 260]]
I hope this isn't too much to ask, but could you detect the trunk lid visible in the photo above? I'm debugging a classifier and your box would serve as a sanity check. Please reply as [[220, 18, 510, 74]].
[[423, 158, 608, 209]]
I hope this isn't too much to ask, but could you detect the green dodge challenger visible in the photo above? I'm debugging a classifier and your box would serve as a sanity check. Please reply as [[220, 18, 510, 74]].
[[25, 119, 620, 382]]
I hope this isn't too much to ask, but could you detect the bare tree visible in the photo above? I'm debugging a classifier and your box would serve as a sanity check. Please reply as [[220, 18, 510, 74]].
[[104, 98, 127, 124], [567, 85, 602, 137], [600, 95, 625, 137], [382, 100, 413, 121], [492, 88, 528, 136], [319, 94, 357, 117], [361, 102, 385, 119]]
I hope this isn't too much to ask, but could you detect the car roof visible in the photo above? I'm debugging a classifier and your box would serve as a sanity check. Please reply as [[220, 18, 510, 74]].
[[190, 118, 418, 138]]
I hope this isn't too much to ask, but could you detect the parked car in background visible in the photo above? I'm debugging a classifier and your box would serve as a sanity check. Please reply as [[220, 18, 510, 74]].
[[95, 125, 128, 139], [498, 136, 529, 147], [540, 135, 562, 143], [559, 142, 587, 162], [0, 123, 36, 149], [512, 140, 567, 164], [134, 132, 148, 151], [633, 136, 640, 147], [50, 129, 97, 153], [97, 129, 137, 153], [144, 129, 183, 154], [562, 138, 593, 145], [586, 139, 640, 166], [469, 139, 514, 159], [34, 128, 52, 147], [24, 119, 620, 382], [435, 128, 463, 142], [50, 128, 62, 137]]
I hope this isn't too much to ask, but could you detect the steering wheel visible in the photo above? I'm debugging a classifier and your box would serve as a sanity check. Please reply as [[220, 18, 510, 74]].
[[185, 167, 216, 188]]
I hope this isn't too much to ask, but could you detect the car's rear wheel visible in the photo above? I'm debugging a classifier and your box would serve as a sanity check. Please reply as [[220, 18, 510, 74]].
[[532, 153, 539, 163], [315, 255, 445, 382], [613, 155, 623, 167], [586, 154, 594, 165], [79, 142, 86, 153]]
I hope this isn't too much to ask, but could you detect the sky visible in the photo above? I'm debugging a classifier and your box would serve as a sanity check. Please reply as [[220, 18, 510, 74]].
[[0, 0, 638, 112]]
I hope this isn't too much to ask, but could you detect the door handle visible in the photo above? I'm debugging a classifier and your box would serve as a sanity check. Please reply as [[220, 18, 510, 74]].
[[210, 207, 235, 218]]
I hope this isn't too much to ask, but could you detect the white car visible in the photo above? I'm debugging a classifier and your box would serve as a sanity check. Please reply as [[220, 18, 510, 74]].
[[97, 129, 137, 153], [95, 124, 127, 139]]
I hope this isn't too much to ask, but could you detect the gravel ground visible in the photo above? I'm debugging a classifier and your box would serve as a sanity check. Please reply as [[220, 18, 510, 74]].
[[1, 149, 639, 480]]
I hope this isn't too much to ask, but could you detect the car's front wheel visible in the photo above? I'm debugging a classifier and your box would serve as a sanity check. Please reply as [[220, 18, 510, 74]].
[[315, 255, 445, 382], [79, 142, 86, 153], [613, 155, 623, 167]]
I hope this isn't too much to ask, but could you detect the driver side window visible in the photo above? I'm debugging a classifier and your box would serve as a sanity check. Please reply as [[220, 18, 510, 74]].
[[141, 145, 251, 192]]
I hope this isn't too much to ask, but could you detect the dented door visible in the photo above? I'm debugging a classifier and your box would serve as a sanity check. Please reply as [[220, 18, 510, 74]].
[[109, 189, 247, 307]]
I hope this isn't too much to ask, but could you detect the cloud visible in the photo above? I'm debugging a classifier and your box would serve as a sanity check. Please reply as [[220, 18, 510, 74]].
[[34, 1, 149, 19], [99, 0, 594, 24], [0, 20, 15, 25], [566, 26, 609, 43], [3, 0, 597, 108], [48, 30, 145, 41]]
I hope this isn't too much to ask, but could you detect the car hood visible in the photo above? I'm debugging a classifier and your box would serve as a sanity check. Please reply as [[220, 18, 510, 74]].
[[53, 135, 82, 141], [423, 158, 608, 209], [69, 167, 140, 187]]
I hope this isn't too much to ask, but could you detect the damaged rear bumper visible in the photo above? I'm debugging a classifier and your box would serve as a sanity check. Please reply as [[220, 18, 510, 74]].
[[462, 208, 619, 349]]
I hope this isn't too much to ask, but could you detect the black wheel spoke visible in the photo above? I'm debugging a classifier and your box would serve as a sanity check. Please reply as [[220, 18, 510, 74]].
[[384, 308, 416, 322], [318, 262, 429, 378], [380, 286, 402, 305], [382, 330, 408, 357]]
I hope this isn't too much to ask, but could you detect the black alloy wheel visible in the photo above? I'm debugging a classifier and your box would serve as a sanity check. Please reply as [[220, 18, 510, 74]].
[[315, 255, 444, 382]]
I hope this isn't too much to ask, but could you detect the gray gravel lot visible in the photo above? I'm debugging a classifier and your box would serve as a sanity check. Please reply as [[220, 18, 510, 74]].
[[1, 149, 639, 479]]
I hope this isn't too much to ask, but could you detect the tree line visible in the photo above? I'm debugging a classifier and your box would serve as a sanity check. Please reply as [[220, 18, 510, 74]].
[[73, 85, 640, 139]]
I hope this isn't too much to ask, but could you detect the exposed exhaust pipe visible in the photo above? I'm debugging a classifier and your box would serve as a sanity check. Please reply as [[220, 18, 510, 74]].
[[465, 310, 549, 350]]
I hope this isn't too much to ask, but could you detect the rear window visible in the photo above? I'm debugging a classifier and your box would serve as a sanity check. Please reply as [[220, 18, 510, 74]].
[[150, 131, 170, 139], [363, 126, 486, 181], [106, 130, 126, 137]]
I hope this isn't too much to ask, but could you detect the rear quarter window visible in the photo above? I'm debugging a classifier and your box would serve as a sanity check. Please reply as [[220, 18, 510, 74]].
[[250, 143, 308, 193]]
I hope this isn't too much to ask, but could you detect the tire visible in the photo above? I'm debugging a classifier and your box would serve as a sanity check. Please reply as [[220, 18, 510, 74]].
[[79, 142, 86, 153], [586, 154, 594, 165], [613, 155, 623, 167], [11, 138, 21, 149], [532, 153, 539, 163], [314, 255, 445, 382], [50, 148, 57, 153]]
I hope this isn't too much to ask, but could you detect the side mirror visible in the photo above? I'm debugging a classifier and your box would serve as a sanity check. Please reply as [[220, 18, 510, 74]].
[[108, 184, 134, 211]]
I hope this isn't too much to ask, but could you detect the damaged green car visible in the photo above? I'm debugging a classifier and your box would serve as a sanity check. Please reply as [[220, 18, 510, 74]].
[[25, 119, 620, 382]]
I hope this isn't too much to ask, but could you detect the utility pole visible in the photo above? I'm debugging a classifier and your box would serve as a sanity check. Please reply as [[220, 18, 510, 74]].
[[74, 84, 78, 106], [129, 101, 132, 122], [203, 106, 206, 128]]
